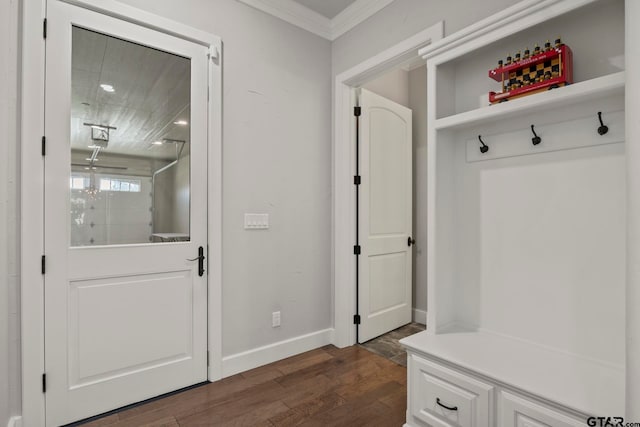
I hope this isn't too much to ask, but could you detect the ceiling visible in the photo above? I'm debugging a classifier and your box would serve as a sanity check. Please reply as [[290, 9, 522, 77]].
[[71, 26, 191, 162], [292, 0, 356, 19]]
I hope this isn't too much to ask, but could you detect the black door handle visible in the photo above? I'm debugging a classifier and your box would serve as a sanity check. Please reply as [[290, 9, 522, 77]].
[[436, 398, 458, 411], [408, 237, 416, 247], [187, 246, 205, 277]]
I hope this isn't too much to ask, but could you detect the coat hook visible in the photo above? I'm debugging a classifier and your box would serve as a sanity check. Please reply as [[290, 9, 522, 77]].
[[597, 112, 609, 135], [478, 135, 489, 153], [531, 124, 541, 145]]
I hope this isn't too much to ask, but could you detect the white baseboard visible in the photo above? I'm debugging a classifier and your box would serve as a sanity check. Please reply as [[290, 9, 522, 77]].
[[7, 416, 22, 427], [412, 308, 427, 325], [221, 328, 334, 377]]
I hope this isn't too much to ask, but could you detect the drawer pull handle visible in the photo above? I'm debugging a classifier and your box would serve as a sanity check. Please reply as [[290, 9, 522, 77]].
[[436, 398, 458, 411]]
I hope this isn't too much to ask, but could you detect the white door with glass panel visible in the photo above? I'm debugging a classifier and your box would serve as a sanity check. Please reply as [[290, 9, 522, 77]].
[[358, 89, 413, 343], [44, 2, 209, 425]]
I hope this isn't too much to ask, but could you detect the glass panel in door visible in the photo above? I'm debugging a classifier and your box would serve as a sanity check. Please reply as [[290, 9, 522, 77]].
[[70, 26, 192, 246]]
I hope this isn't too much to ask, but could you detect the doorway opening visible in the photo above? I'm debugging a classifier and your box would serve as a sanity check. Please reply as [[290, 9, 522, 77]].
[[332, 22, 443, 348], [354, 63, 428, 344]]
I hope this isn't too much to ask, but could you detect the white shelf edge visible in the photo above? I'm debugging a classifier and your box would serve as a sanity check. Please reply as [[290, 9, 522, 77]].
[[434, 71, 626, 131]]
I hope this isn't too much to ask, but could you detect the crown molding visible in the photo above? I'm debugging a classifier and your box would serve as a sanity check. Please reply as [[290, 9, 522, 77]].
[[238, 0, 332, 39], [331, 0, 396, 39], [236, 0, 397, 41]]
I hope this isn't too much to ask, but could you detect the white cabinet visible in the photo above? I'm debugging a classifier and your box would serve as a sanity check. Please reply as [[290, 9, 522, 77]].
[[404, 344, 591, 427], [499, 391, 586, 427], [408, 354, 493, 427], [403, 0, 632, 423]]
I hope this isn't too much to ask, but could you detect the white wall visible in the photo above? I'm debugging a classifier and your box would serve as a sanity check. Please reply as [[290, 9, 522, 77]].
[[408, 65, 427, 317], [362, 68, 409, 107], [331, 0, 522, 77], [80, 0, 334, 358]]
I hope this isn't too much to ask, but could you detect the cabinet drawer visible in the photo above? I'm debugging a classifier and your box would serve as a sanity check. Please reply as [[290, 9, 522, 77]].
[[409, 353, 493, 427], [500, 391, 586, 427]]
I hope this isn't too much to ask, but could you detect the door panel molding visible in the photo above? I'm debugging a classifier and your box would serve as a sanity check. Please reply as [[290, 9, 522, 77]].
[[358, 88, 413, 343], [20, 1, 222, 425]]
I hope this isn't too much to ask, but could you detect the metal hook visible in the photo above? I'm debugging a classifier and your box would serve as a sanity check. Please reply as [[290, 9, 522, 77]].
[[531, 124, 542, 145], [597, 112, 609, 135], [478, 135, 489, 153]]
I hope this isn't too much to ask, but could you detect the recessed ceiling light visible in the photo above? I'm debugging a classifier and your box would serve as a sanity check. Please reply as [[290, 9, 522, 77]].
[[152, 141, 163, 145], [173, 120, 188, 125], [100, 84, 115, 93]]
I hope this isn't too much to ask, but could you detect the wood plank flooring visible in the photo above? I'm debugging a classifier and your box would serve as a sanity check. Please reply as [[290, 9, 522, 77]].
[[80, 345, 407, 427], [360, 323, 425, 366]]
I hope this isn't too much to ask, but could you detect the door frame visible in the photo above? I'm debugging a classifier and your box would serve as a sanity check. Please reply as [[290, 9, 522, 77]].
[[20, 0, 223, 425], [332, 22, 442, 348]]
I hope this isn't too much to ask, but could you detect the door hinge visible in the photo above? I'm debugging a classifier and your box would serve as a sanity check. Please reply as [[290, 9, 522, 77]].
[[41, 255, 46, 274], [354, 106, 361, 117], [43, 18, 47, 39], [353, 245, 361, 255], [353, 314, 361, 325], [353, 175, 361, 185], [42, 373, 47, 393], [41, 136, 46, 156], [207, 351, 210, 367]]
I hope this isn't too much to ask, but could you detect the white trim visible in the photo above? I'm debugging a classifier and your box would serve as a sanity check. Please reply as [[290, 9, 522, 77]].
[[7, 416, 22, 427], [207, 43, 224, 383], [236, 0, 397, 41], [59, 0, 221, 46], [331, 0, 396, 40], [412, 309, 427, 325], [21, 1, 47, 426], [221, 328, 334, 377], [401, 58, 427, 72], [332, 23, 443, 348], [236, 0, 331, 39], [21, 0, 223, 424], [626, 0, 640, 417], [419, 0, 596, 62]]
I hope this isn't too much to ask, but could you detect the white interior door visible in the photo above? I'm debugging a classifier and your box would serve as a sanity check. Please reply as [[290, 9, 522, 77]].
[[358, 89, 413, 343], [44, 2, 209, 425]]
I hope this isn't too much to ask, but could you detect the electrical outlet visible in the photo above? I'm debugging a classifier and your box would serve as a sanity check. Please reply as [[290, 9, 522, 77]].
[[272, 311, 281, 328]]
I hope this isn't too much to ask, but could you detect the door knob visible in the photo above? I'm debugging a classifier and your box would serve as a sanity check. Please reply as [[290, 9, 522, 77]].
[[187, 246, 206, 276], [408, 237, 416, 247]]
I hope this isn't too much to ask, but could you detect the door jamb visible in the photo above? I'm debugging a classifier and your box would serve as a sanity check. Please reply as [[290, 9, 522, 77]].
[[332, 22, 443, 348], [21, 1, 223, 425]]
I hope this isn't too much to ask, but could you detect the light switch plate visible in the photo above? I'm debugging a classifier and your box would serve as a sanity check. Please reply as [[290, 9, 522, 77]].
[[244, 213, 269, 229]]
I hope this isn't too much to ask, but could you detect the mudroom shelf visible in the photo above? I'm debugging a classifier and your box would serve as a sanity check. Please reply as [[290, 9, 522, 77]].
[[434, 71, 625, 131]]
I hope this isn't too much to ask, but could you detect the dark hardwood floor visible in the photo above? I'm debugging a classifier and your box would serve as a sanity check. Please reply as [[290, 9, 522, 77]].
[[80, 345, 407, 427], [360, 323, 425, 366]]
